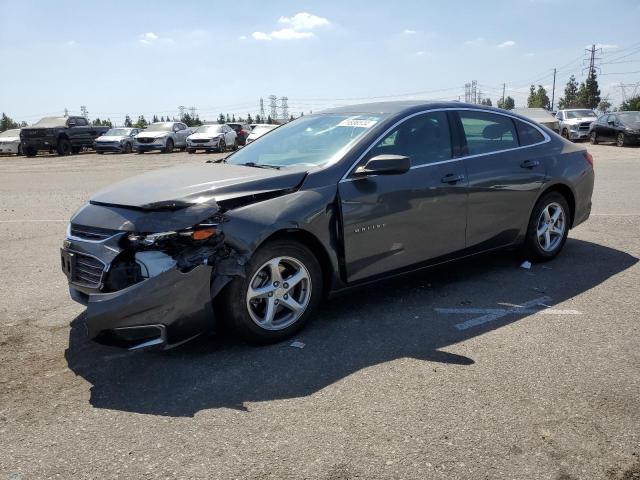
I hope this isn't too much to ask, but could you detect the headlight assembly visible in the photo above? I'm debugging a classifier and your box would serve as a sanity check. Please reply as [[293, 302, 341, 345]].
[[128, 225, 218, 247]]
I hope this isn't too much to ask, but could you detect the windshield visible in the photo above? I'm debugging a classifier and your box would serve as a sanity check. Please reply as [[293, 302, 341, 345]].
[[618, 112, 640, 124], [145, 123, 173, 132], [33, 117, 67, 128], [195, 125, 224, 134], [565, 110, 596, 119], [0, 129, 20, 137], [105, 128, 131, 136], [226, 114, 384, 168]]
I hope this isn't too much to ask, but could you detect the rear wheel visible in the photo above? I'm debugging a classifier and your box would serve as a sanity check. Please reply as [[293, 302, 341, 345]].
[[17, 143, 23, 156], [124, 142, 132, 154], [164, 138, 174, 153], [136, 149, 144, 154], [187, 148, 195, 154], [218, 240, 322, 344], [218, 139, 226, 153], [590, 131, 598, 144], [232, 139, 239, 151], [616, 133, 626, 147], [25, 147, 37, 157], [56, 138, 71, 156], [524, 192, 570, 262]]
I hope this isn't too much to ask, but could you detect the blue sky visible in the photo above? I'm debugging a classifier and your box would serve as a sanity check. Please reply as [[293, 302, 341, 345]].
[[1, 0, 639, 125]]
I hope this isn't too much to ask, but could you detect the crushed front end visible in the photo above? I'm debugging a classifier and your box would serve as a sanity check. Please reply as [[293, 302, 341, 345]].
[[61, 201, 245, 350]]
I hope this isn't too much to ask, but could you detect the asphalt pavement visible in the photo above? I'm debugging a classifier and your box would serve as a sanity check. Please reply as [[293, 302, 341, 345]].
[[0, 144, 639, 479]]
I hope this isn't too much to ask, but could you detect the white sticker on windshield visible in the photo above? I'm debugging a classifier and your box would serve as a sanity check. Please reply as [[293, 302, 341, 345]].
[[337, 118, 378, 128]]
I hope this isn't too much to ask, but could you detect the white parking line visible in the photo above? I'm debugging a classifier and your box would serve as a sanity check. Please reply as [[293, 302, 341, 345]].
[[435, 296, 582, 331]]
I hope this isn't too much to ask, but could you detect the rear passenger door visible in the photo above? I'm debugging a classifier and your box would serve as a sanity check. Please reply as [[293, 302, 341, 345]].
[[455, 110, 547, 250]]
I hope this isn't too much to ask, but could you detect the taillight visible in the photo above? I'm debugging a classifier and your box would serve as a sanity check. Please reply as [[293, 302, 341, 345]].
[[583, 151, 594, 167]]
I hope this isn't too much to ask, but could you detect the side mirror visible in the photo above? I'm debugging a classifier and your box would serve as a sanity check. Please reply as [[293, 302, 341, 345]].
[[354, 154, 411, 177]]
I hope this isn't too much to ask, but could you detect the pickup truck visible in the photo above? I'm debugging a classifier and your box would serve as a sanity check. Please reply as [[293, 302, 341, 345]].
[[21, 116, 109, 156]]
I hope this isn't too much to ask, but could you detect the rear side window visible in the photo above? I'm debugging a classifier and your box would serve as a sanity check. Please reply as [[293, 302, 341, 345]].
[[515, 120, 545, 146], [459, 111, 517, 155], [370, 111, 452, 166]]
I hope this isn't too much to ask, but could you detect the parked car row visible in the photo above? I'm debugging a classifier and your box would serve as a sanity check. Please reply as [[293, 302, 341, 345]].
[[1, 118, 281, 157]]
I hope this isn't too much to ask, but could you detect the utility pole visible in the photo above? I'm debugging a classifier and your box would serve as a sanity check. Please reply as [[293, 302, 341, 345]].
[[464, 83, 471, 103], [259, 97, 265, 120], [178, 105, 185, 119], [501, 83, 506, 107], [280, 96, 289, 121], [471, 80, 477, 104], [189, 106, 197, 118], [268, 95, 278, 121], [63, 108, 69, 117], [80, 106, 88, 118], [551, 68, 557, 111]]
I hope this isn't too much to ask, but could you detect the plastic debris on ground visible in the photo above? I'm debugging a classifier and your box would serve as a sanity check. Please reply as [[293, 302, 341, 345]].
[[520, 261, 532, 269], [290, 341, 305, 349]]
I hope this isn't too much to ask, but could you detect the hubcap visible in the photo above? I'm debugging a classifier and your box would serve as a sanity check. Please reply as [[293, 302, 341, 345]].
[[618, 134, 624, 146], [246, 256, 311, 330], [536, 202, 566, 252]]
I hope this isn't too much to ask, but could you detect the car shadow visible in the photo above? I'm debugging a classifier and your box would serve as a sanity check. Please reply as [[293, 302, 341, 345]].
[[65, 238, 637, 416]]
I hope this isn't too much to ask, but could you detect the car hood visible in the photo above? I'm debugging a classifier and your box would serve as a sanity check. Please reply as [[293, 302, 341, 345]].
[[96, 135, 128, 142], [188, 133, 222, 140], [89, 163, 307, 210], [136, 131, 170, 139], [0, 136, 20, 142], [564, 117, 596, 124]]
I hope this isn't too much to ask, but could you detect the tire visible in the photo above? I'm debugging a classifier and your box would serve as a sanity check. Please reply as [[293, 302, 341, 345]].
[[56, 138, 71, 156], [523, 191, 571, 262], [232, 139, 239, 151], [124, 142, 132, 154], [187, 148, 195, 154], [136, 149, 144, 154], [218, 240, 323, 344], [590, 131, 598, 145], [164, 138, 174, 153], [97, 151, 104, 154], [218, 139, 226, 153], [616, 133, 626, 147], [17, 143, 22, 156], [25, 147, 37, 157], [71, 146, 81, 154]]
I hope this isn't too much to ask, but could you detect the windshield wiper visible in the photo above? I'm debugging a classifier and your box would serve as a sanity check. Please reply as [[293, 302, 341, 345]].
[[241, 162, 281, 170]]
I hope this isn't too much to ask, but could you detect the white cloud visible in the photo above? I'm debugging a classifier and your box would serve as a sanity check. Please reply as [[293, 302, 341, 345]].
[[270, 28, 314, 40], [497, 40, 516, 48], [589, 43, 618, 50], [403, 29, 417, 35], [464, 37, 485, 47], [252, 31, 272, 41], [278, 12, 329, 30], [138, 32, 172, 45]]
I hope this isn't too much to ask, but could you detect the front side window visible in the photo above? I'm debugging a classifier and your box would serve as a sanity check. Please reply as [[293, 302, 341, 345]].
[[368, 111, 452, 166], [515, 120, 545, 146], [459, 111, 517, 155]]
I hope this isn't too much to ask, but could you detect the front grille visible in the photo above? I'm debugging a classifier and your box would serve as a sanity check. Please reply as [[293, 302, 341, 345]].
[[70, 224, 119, 241], [191, 139, 210, 144], [72, 252, 105, 288], [22, 129, 47, 138], [579, 122, 592, 130], [137, 137, 155, 144]]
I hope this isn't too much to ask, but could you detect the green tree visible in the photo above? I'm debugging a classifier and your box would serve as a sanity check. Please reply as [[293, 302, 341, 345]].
[[267, 115, 273, 124], [152, 115, 159, 123], [226, 114, 231, 123], [577, 68, 601, 109], [231, 114, 236, 122], [134, 115, 148, 129], [247, 113, 253, 124], [527, 85, 550, 109], [255, 114, 262, 123], [0, 113, 20, 131], [124, 115, 133, 127], [497, 96, 515, 110], [620, 95, 640, 111], [480, 98, 492, 106], [557, 75, 580, 109], [217, 113, 225, 124], [597, 100, 612, 113]]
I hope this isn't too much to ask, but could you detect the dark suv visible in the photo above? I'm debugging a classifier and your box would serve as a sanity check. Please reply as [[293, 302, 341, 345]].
[[226, 123, 251, 145], [21, 116, 109, 156]]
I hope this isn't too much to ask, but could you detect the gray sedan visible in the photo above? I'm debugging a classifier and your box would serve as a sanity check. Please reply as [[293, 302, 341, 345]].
[[94, 128, 141, 154]]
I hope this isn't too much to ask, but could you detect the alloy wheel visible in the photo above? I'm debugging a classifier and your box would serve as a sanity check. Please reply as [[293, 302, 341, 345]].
[[245, 256, 312, 331], [590, 132, 597, 144], [536, 202, 566, 252], [617, 133, 625, 147]]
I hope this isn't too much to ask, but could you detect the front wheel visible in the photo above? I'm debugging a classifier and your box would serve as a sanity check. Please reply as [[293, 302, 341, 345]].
[[164, 138, 174, 153], [218, 240, 322, 344], [56, 138, 71, 156], [25, 147, 37, 157], [232, 139, 239, 151], [523, 192, 570, 262], [187, 148, 195, 154], [217, 139, 226, 153], [124, 142, 132, 154], [616, 133, 626, 147], [590, 131, 598, 145]]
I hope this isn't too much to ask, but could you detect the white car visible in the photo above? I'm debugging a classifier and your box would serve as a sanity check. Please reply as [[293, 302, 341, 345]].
[[0, 128, 22, 155], [186, 124, 237, 153], [94, 128, 141, 154], [246, 124, 278, 144], [556, 109, 597, 141], [134, 122, 190, 153]]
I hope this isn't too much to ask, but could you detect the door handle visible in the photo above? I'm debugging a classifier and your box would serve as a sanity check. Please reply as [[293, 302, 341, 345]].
[[520, 159, 540, 169], [441, 173, 465, 184]]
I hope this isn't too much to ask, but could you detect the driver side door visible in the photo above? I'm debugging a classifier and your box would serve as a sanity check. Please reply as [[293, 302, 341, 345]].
[[338, 111, 468, 282]]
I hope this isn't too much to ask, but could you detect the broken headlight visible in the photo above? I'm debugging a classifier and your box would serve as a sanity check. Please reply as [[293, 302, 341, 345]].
[[127, 225, 218, 247]]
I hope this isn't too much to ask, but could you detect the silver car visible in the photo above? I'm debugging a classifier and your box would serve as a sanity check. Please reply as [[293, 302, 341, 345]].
[[0, 128, 22, 155], [186, 124, 237, 153], [94, 128, 141, 154], [134, 122, 190, 153], [246, 124, 278, 144]]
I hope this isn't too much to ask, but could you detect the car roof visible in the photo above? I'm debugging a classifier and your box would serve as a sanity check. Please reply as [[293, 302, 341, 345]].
[[321, 100, 502, 115]]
